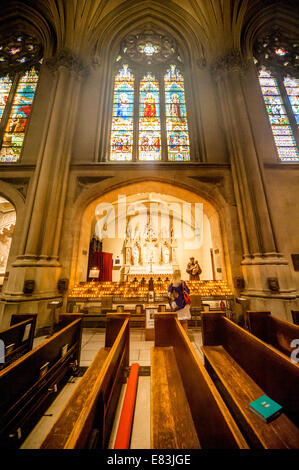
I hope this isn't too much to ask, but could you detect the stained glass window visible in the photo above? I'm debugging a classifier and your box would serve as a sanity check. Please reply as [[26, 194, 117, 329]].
[[139, 73, 161, 161], [259, 68, 299, 161], [110, 64, 134, 161], [109, 33, 191, 162], [284, 76, 299, 128], [164, 65, 190, 161], [0, 75, 12, 121], [0, 67, 39, 163]]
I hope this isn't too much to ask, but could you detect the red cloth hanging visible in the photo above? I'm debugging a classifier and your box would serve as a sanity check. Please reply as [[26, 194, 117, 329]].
[[88, 251, 112, 282]]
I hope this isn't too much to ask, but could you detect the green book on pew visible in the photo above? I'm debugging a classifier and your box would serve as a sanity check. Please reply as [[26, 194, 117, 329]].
[[249, 395, 282, 423]]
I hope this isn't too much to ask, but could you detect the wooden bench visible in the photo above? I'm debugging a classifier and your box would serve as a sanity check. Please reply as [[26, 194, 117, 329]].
[[246, 311, 299, 356], [151, 313, 248, 449], [40, 313, 130, 449], [201, 312, 299, 449], [0, 315, 37, 370], [292, 310, 299, 326], [0, 317, 82, 449]]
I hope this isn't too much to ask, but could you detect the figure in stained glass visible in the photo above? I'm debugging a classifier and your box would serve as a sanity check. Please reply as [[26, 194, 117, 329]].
[[143, 92, 156, 118], [117, 92, 130, 119], [169, 93, 182, 120]]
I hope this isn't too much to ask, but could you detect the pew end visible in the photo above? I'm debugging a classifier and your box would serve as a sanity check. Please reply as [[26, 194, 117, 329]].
[[40, 314, 130, 449], [246, 310, 299, 357]]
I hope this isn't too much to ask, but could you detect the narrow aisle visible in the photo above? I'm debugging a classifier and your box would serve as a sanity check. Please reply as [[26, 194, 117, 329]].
[[130, 376, 151, 449]]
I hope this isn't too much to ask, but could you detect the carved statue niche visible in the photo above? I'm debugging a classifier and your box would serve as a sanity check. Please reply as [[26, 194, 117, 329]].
[[132, 244, 140, 265]]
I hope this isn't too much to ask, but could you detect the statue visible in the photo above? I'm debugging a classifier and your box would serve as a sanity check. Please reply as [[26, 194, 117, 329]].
[[186, 257, 202, 280], [163, 245, 170, 264], [133, 245, 139, 265]]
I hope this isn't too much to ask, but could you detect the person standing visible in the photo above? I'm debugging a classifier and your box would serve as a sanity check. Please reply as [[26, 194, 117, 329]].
[[168, 273, 191, 332]]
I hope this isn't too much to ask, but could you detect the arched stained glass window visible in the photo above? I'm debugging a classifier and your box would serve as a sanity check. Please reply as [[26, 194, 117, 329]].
[[109, 31, 191, 162], [0, 33, 42, 163], [258, 69, 299, 161], [254, 31, 299, 162], [165, 65, 190, 161]]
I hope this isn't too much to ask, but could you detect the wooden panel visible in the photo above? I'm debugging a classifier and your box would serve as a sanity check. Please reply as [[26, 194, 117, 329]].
[[151, 346, 201, 449], [268, 316, 299, 356], [170, 319, 248, 449], [0, 321, 81, 415], [0, 319, 82, 447], [201, 311, 225, 346], [41, 348, 110, 449], [219, 317, 299, 424], [152, 314, 248, 449], [105, 313, 130, 347], [202, 345, 299, 449], [291, 310, 299, 326], [55, 319, 129, 449], [246, 311, 271, 343], [247, 311, 299, 356]]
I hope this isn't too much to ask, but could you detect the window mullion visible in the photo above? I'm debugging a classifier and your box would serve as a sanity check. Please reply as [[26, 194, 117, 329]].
[[159, 71, 168, 162], [132, 69, 140, 161]]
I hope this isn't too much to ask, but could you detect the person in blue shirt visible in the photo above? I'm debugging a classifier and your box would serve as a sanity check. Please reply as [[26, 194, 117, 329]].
[[168, 272, 191, 331]]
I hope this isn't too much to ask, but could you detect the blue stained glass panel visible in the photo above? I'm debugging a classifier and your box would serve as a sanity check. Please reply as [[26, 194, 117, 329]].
[[164, 65, 190, 161], [110, 65, 134, 161], [284, 76, 299, 130], [259, 68, 299, 161]]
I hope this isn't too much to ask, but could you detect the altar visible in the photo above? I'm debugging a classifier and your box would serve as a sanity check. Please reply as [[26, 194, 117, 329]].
[[122, 222, 178, 281]]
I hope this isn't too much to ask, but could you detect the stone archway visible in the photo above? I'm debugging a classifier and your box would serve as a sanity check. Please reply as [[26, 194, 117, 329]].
[[69, 180, 230, 288], [0, 196, 16, 286]]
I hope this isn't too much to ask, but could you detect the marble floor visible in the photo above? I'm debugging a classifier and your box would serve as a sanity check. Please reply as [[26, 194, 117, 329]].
[[21, 327, 203, 449]]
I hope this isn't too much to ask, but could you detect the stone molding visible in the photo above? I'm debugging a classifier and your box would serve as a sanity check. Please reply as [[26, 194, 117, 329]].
[[211, 51, 251, 79], [45, 49, 88, 78]]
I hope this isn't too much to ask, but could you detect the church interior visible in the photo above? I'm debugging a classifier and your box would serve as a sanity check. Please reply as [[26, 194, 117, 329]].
[[0, 0, 298, 451]]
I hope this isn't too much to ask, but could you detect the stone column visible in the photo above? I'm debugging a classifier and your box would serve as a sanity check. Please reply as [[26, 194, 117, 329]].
[[213, 52, 296, 319], [4, 50, 86, 302]]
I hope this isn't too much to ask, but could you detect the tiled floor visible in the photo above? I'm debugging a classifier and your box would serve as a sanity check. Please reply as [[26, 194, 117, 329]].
[[21, 327, 204, 449]]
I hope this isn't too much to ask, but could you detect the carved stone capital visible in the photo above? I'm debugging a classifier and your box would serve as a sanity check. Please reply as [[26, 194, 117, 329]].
[[211, 51, 250, 80], [45, 49, 89, 78]]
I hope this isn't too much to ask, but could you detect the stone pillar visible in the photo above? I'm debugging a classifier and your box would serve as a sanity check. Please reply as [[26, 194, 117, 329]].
[[213, 52, 296, 319], [2, 51, 86, 322]]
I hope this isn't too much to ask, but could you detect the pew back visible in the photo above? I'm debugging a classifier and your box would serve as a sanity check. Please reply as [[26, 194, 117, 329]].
[[0, 315, 37, 368], [291, 310, 299, 326], [202, 313, 299, 425], [0, 319, 82, 447], [246, 311, 299, 356], [152, 313, 248, 449], [41, 313, 130, 449]]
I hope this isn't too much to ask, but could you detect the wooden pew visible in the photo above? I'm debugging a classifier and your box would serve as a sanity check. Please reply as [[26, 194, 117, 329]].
[[246, 311, 299, 356], [292, 310, 299, 326], [201, 312, 299, 449], [151, 312, 248, 449], [0, 318, 82, 449], [40, 313, 130, 449], [0, 315, 37, 370]]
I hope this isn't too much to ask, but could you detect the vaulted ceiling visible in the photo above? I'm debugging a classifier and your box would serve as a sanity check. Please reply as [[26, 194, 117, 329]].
[[0, 0, 297, 66]]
